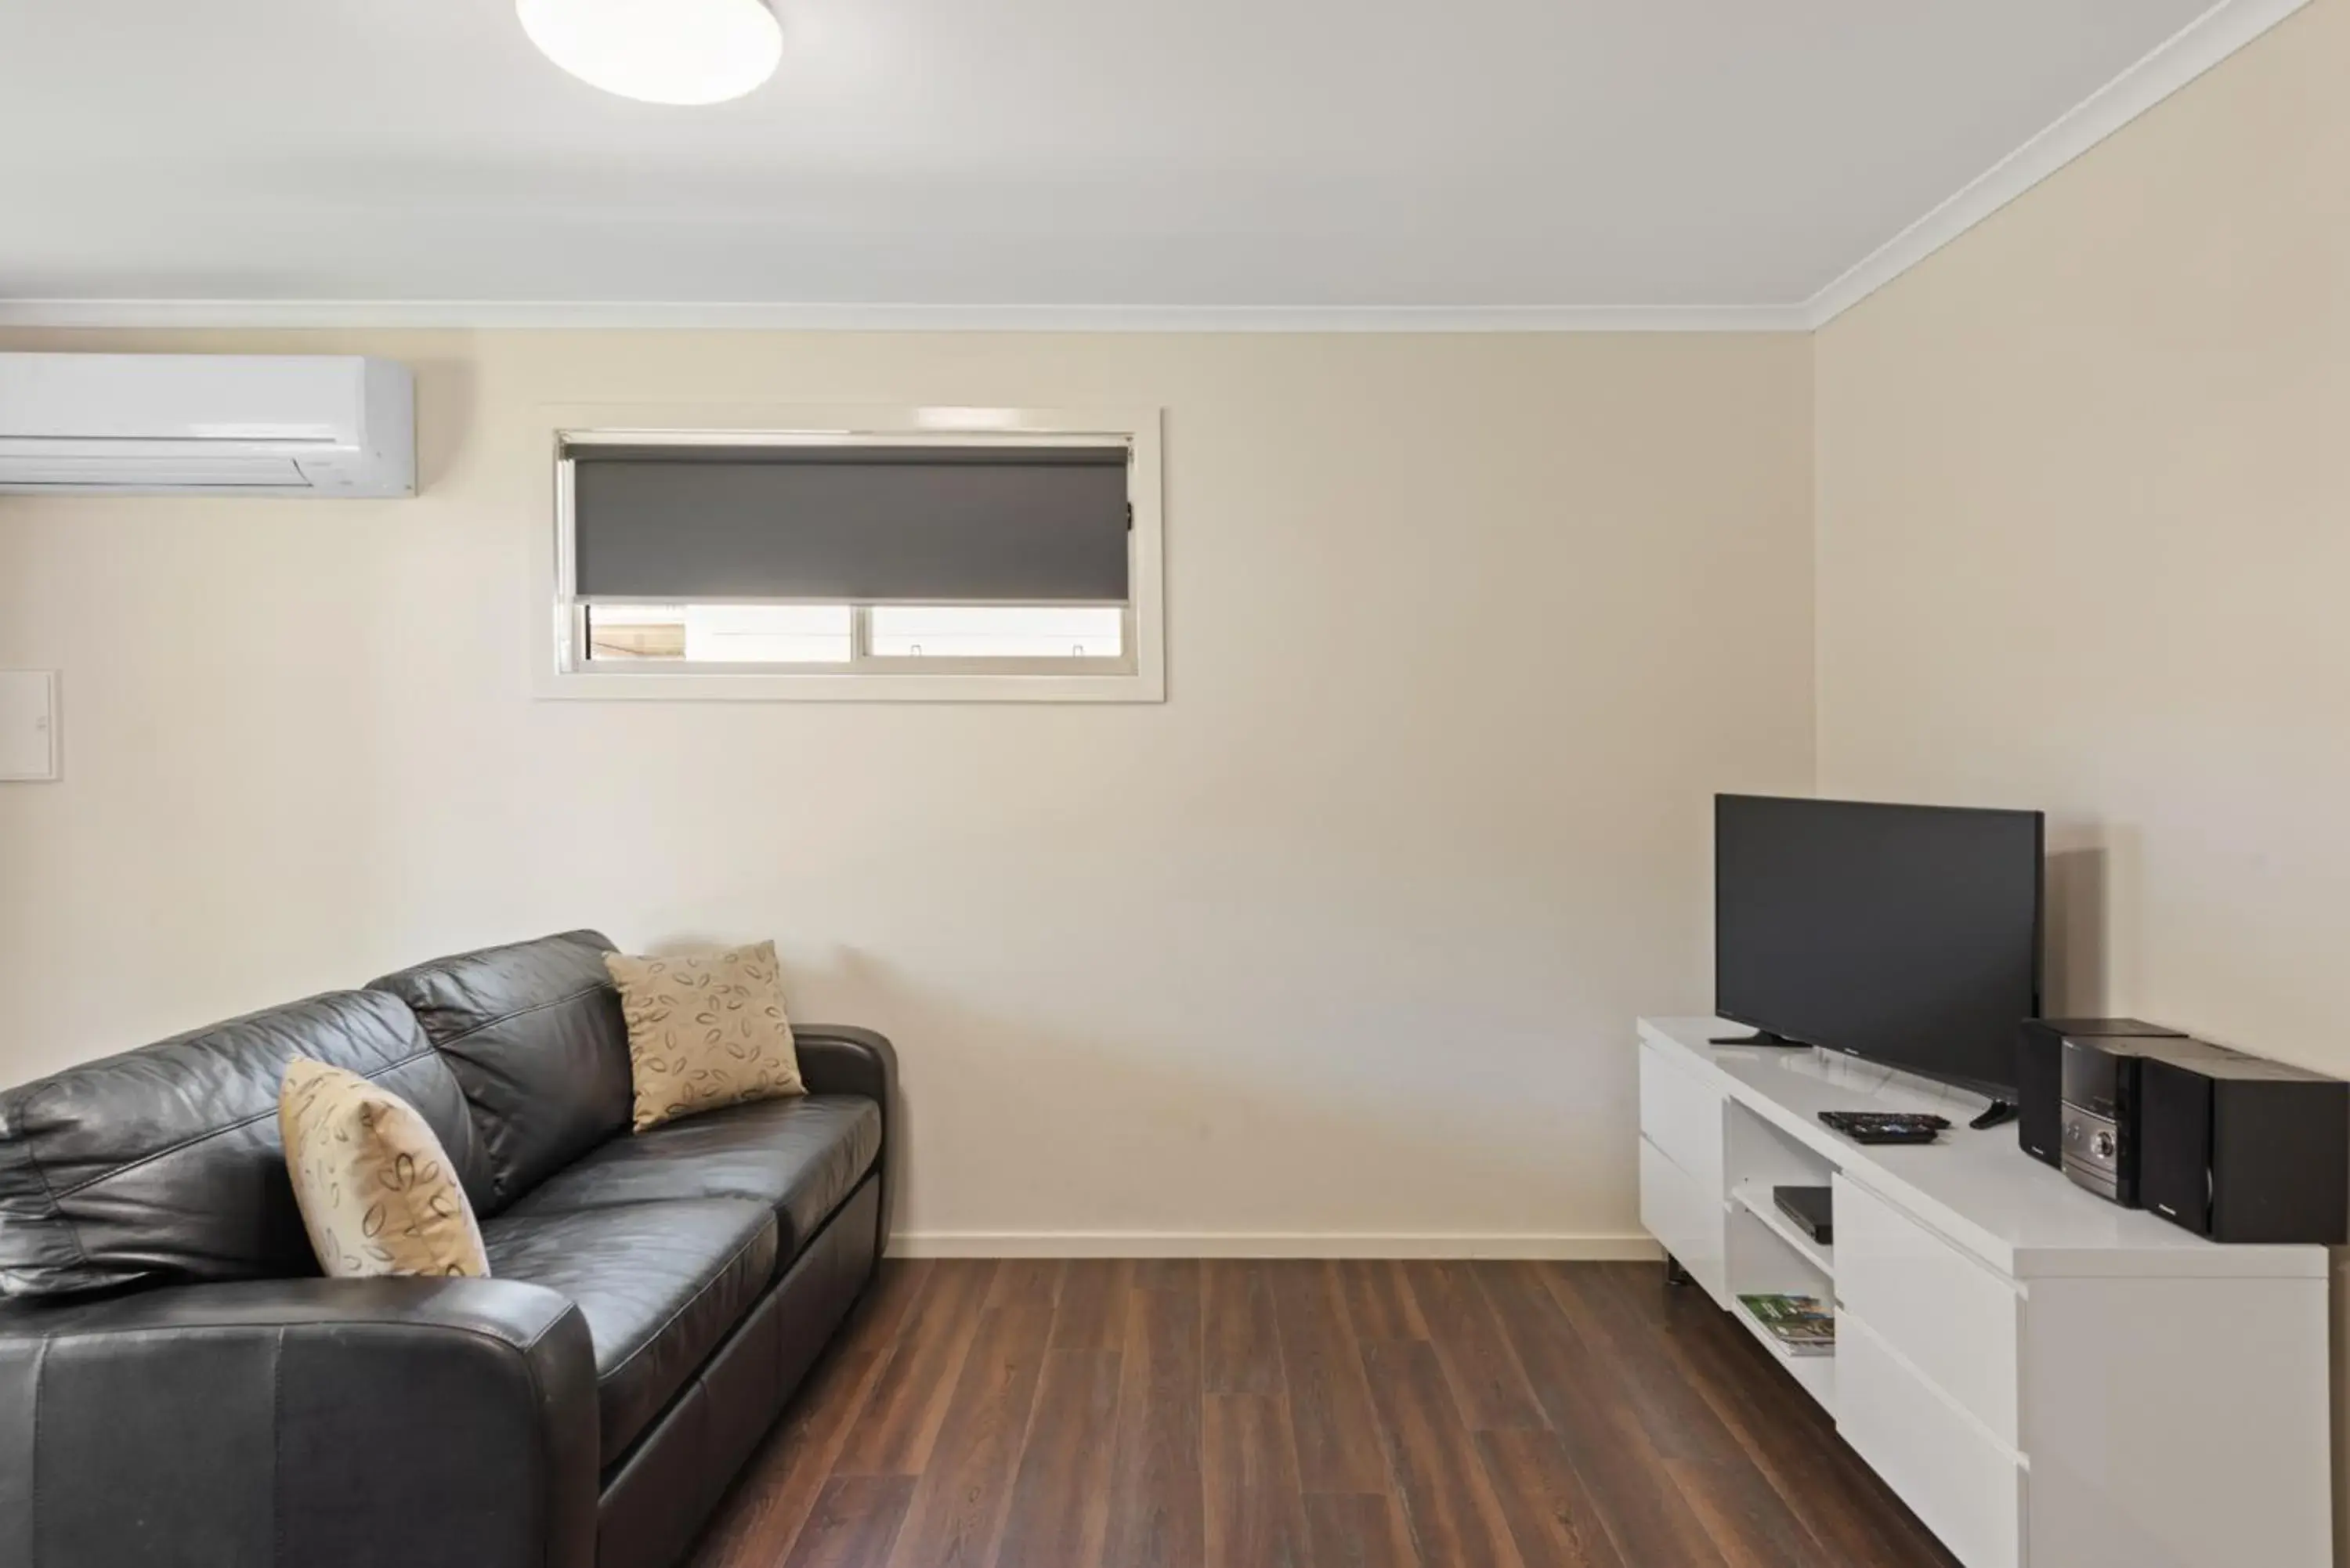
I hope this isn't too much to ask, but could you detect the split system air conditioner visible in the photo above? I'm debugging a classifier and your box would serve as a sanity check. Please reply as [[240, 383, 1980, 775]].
[[0, 353, 414, 497]]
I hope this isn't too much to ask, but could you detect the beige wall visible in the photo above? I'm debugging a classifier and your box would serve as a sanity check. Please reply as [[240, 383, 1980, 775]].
[[0, 0, 2330, 1270], [0, 327, 1815, 1251], [2, 2, 2330, 1263], [1816, 0, 2350, 1065], [1815, 4, 2350, 1541]]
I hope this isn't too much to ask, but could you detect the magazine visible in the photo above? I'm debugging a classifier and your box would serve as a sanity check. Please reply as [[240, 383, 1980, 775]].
[[1737, 1292, 1835, 1356]]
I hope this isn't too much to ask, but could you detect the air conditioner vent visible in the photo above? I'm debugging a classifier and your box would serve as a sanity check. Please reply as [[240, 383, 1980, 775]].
[[0, 354, 414, 498], [0, 455, 313, 490]]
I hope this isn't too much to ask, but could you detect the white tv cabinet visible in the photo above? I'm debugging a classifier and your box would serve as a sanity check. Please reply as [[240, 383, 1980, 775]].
[[1636, 1017, 2330, 1568]]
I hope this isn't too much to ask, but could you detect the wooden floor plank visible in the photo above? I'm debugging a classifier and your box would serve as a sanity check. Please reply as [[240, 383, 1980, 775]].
[[1338, 1259, 1430, 1343], [1546, 1266, 1830, 1568], [837, 1259, 937, 1358], [833, 1259, 1000, 1476], [883, 1304, 1055, 1568], [779, 1476, 916, 1568], [1475, 1428, 1629, 1568], [1203, 1393, 1314, 1568], [1613, 1266, 1958, 1568], [1101, 1284, 1207, 1568], [989, 1349, 1124, 1567], [1050, 1259, 1135, 1351], [696, 1260, 934, 1567], [1474, 1261, 1731, 1568], [1130, 1258, 1202, 1295], [1542, 1265, 1748, 1462], [1303, 1492, 1422, 1568], [1202, 1260, 1284, 1395], [1403, 1260, 1548, 1433], [689, 1261, 1960, 1568], [1268, 1260, 1391, 1494], [695, 1338, 893, 1568], [1358, 1339, 1527, 1568], [983, 1258, 1065, 1312]]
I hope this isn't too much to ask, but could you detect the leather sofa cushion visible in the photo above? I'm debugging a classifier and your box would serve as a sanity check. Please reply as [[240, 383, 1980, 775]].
[[500, 1096, 880, 1270], [483, 1197, 777, 1467], [594, 1176, 881, 1568], [0, 992, 488, 1299], [369, 930, 634, 1214]]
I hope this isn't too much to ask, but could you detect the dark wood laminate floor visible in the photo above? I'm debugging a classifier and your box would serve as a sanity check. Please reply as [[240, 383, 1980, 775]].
[[690, 1260, 1960, 1568]]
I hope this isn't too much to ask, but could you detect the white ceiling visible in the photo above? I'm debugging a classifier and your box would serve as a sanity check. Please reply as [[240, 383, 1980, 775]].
[[0, 1, 2284, 323]]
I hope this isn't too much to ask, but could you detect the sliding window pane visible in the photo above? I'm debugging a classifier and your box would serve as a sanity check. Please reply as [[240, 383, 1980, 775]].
[[869, 605, 1123, 659], [683, 605, 852, 663], [584, 604, 852, 663], [585, 603, 686, 660]]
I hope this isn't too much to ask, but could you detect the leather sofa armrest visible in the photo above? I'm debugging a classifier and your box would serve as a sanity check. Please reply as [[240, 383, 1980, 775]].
[[794, 1024, 898, 1259], [0, 1277, 597, 1568], [794, 1024, 896, 1107]]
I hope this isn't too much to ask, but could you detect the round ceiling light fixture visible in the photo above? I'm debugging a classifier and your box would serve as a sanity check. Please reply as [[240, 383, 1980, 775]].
[[517, 0, 782, 106]]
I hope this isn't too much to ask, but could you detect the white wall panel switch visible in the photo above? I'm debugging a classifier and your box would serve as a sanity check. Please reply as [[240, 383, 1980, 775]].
[[0, 671, 59, 781]]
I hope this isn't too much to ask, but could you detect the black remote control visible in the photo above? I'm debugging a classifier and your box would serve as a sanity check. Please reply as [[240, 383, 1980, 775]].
[[1818, 1110, 1949, 1145]]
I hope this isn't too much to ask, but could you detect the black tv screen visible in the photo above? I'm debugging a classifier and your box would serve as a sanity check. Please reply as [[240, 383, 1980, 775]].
[[1715, 794, 2043, 1097]]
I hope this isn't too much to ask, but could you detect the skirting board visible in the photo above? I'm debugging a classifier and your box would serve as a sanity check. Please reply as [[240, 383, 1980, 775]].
[[889, 1231, 1662, 1261]]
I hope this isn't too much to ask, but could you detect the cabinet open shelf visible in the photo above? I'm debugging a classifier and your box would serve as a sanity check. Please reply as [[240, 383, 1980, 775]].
[[1728, 1293, 1837, 1404], [1641, 1016, 2334, 1568], [1731, 1180, 1835, 1276], [1716, 1094, 1840, 1412]]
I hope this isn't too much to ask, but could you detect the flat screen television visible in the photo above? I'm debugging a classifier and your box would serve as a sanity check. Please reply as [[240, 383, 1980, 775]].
[[1715, 794, 2043, 1097]]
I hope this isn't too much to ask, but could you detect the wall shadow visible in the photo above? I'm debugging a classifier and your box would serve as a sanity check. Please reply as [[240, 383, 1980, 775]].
[[2044, 845, 2109, 1015], [408, 354, 478, 493]]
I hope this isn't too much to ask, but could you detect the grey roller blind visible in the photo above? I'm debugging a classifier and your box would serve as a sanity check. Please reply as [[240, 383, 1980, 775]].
[[569, 443, 1131, 604]]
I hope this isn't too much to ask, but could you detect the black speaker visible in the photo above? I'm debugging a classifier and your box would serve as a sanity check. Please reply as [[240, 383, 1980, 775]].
[[2141, 1050, 2350, 1244], [2018, 1018, 2182, 1169], [2141, 1060, 2214, 1233]]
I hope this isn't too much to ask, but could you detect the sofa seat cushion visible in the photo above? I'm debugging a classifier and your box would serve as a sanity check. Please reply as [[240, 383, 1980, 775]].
[[500, 1096, 880, 1269], [482, 1197, 776, 1466]]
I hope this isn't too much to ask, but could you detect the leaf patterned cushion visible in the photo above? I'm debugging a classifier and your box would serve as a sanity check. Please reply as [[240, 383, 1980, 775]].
[[279, 1056, 490, 1278], [604, 940, 805, 1133]]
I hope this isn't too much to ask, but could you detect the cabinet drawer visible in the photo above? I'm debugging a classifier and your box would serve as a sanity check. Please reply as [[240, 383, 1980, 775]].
[[1838, 1308, 2023, 1568], [1834, 1174, 2019, 1443], [1639, 1043, 1722, 1194], [1639, 1136, 1725, 1303]]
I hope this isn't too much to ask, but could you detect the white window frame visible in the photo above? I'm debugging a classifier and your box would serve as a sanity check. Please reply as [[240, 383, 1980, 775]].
[[534, 403, 1165, 703]]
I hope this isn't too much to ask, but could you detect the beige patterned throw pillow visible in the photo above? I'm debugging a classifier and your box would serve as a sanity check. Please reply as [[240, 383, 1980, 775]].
[[606, 940, 804, 1133], [279, 1057, 489, 1279]]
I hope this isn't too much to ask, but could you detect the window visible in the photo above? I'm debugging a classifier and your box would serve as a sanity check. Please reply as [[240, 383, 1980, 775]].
[[585, 604, 854, 663], [868, 605, 1123, 659], [544, 410, 1163, 702]]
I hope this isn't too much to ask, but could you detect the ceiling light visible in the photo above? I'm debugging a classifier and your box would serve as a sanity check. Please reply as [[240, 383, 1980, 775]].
[[517, 0, 782, 107]]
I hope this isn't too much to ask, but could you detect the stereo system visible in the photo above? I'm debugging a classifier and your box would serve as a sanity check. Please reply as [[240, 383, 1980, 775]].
[[2016, 1017, 2182, 1169], [2019, 1018, 2348, 1243]]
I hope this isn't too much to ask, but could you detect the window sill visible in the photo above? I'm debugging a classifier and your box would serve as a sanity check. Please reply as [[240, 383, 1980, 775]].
[[534, 667, 1165, 704]]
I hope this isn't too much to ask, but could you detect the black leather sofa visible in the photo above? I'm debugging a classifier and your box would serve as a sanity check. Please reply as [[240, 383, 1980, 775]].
[[0, 930, 895, 1568]]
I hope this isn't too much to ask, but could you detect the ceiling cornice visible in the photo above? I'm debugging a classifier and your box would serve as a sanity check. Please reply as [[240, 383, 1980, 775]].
[[0, 0, 2308, 338], [1801, 0, 2309, 327], [0, 299, 1813, 334]]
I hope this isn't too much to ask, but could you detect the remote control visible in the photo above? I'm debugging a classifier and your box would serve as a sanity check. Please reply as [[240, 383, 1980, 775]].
[[1817, 1110, 1949, 1145]]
